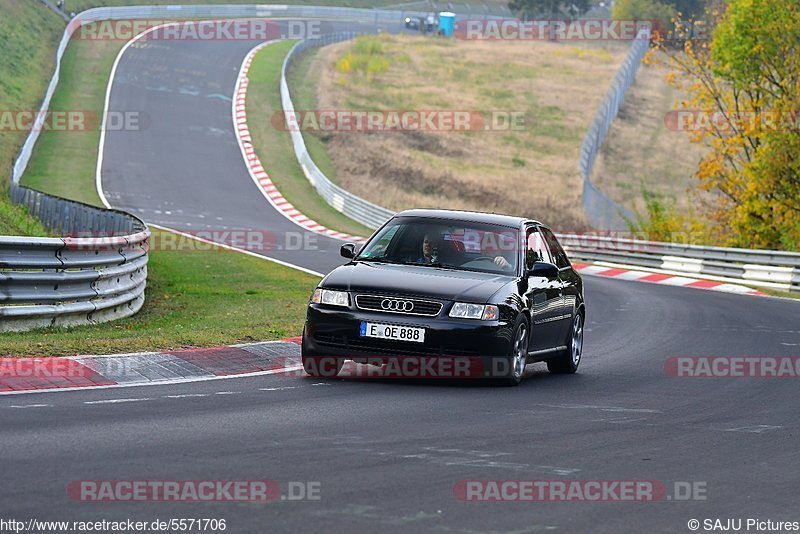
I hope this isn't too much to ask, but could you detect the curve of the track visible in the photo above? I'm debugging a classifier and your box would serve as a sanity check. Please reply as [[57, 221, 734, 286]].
[[100, 19, 398, 273], [3, 21, 799, 534]]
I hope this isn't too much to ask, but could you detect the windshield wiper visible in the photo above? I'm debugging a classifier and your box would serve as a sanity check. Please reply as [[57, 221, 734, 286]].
[[355, 257, 407, 265], [416, 261, 460, 270], [357, 258, 459, 270]]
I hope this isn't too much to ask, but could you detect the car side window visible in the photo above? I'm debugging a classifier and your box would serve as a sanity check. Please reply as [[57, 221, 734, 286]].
[[525, 227, 552, 269], [541, 227, 570, 269]]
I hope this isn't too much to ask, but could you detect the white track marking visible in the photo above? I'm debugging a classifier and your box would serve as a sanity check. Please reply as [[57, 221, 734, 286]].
[[725, 425, 783, 433], [533, 403, 662, 414], [84, 398, 152, 405], [96, 22, 180, 209], [0, 365, 304, 397], [95, 24, 325, 279]]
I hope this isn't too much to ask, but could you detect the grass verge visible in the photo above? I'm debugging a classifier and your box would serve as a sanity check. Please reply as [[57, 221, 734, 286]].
[[0, 230, 318, 356], [0, 0, 66, 235], [21, 38, 125, 206], [0, 191, 51, 236], [247, 40, 373, 237], [758, 287, 800, 301], [590, 52, 704, 214]]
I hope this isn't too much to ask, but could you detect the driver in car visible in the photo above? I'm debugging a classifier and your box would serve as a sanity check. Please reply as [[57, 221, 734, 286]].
[[417, 232, 513, 271], [416, 233, 438, 264]]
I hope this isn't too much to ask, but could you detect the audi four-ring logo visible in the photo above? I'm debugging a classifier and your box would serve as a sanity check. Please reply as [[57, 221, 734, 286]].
[[381, 299, 414, 312]]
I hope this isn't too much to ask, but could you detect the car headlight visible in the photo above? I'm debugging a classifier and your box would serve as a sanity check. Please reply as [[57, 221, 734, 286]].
[[311, 288, 350, 307], [449, 303, 499, 320]]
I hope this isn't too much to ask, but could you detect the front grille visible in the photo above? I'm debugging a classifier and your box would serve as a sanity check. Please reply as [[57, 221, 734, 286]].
[[354, 294, 443, 317]]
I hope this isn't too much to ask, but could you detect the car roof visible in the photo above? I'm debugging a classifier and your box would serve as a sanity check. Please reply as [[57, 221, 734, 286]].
[[394, 208, 542, 228]]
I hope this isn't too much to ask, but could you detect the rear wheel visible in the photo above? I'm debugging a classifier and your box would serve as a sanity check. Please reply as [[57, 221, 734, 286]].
[[301, 335, 344, 377], [547, 311, 583, 374]]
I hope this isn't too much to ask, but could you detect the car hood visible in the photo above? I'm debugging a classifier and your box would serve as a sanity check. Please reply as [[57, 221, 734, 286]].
[[321, 262, 513, 303]]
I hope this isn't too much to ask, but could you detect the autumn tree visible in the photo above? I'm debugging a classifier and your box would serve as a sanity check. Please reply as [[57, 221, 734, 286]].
[[663, 0, 800, 250]]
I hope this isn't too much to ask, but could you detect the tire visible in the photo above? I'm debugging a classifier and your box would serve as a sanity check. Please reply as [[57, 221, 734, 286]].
[[547, 311, 584, 374], [301, 335, 343, 378], [497, 317, 529, 386]]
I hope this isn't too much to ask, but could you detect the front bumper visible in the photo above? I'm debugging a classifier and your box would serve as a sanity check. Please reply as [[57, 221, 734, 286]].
[[304, 304, 514, 363]]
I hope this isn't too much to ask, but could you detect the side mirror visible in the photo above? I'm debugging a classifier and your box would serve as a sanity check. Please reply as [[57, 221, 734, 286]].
[[340, 243, 356, 259], [527, 261, 558, 279]]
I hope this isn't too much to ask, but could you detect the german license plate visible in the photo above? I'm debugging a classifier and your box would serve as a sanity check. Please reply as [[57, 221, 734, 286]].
[[360, 322, 425, 343]]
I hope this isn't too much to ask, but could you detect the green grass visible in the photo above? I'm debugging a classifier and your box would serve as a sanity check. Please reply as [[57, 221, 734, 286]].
[[0, 0, 66, 235], [0, 191, 51, 236], [22, 38, 124, 205], [247, 40, 373, 237], [0, 229, 319, 356], [759, 287, 800, 301]]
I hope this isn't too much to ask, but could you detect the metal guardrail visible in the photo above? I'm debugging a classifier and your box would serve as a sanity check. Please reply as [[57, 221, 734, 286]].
[[2, 184, 150, 332], [282, 33, 396, 230], [559, 234, 800, 292], [579, 29, 650, 230]]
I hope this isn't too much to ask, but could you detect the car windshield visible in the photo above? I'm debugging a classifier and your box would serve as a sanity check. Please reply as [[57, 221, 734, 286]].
[[356, 217, 520, 275]]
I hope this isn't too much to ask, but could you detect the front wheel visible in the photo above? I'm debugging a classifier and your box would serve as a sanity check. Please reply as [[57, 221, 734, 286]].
[[546, 312, 583, 374], [497, 318, 528, 386], [301, 335, 344, 378]]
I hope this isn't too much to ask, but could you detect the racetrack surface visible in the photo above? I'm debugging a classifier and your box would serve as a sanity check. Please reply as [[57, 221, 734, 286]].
[[2, 276, 799, 532], [99, 20, 396, 274], [5, 21, 799, 534]]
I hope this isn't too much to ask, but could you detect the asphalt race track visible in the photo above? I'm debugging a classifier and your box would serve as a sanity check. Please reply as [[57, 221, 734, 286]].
[[100, 19, 398, 273], [3, 20, 799, 534]]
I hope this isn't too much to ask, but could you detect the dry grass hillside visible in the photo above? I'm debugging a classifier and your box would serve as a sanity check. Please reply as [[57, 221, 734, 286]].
[[304, 34, 631, 230], [590, 54, 706, 215]]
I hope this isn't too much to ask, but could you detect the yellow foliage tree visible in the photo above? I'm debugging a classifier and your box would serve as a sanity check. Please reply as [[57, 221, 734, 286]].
[[662, 0, 800, 250]]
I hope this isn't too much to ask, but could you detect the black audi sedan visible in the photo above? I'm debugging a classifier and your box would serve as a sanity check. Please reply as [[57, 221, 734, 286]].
[[301, 209, 585, 386]]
